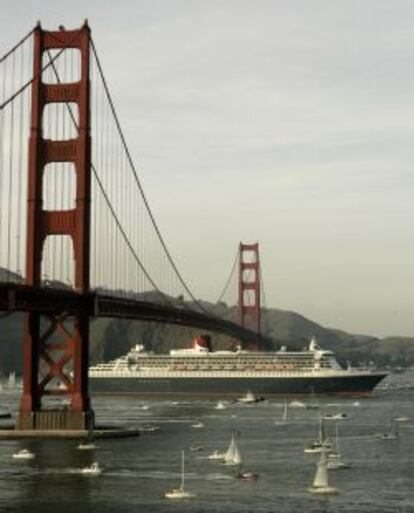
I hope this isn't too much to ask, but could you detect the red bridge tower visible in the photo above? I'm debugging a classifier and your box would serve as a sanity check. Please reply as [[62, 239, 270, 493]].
[[238, 242, 261, 350], [17, 22, 93, 430]]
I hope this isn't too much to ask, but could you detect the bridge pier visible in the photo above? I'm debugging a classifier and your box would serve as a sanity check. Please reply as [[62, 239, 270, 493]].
[[16, 22, 94, 431], [16, 410, 93, 431]]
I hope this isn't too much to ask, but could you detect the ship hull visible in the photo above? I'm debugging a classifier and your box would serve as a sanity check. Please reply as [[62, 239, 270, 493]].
[[89, 373, 387, 397]]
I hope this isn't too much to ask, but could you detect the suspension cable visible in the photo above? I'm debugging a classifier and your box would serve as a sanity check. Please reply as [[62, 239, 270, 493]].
[[0, 28, 82, 111], [259, 260, 267, 309], [0, 26, 34, 64], [45, 50, 174, 307], [216, 247, 239, 304], [90, 39, 209, 314]]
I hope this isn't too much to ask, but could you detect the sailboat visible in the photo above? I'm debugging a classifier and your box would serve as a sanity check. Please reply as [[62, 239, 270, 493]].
[[327, 424, 350, 470], [282, 399, 288, 422], [380, 418, 399, 440], [275, 399, 288, 425], [304, 414, 332, 453], [8, 372, 16, 389], [308, 447, 339, 495], [165, 450, 196, 499], [306, 387, 319, 410], [77, 419, 96, 450], [223, 431, 242, 466]]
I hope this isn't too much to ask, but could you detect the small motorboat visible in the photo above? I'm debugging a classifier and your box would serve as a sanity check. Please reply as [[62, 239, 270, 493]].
[[304, 441, 332, 454], [191, 420, 204, 429], [12, 449, 35, 460], [140, 424, 160, 433], [208, 450, 225, 460], [290, 400, 306, 408], [324, 413, 348, 420], [237, 390, 264, 404], [189, 445, 204, 452], [81, 462, 102, 475], [327, 459, 350, 470], [236, 470, 259, 481], [77, 441, 97, 450]]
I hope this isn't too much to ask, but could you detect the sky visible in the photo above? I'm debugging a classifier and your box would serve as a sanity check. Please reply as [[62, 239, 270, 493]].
[[1, 1, 414, 337]]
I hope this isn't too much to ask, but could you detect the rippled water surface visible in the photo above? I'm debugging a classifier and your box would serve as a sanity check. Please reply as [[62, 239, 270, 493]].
[[0, 372, 413, 513]]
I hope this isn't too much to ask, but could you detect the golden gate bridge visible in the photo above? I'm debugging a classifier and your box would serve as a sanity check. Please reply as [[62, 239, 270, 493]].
[[0, 22, 269, 432]]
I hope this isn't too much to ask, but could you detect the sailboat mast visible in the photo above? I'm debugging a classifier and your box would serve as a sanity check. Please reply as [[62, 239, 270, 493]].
[[335, 423, 340, 453], [319, 414, 326, 443], [181, 450, 185, 489]]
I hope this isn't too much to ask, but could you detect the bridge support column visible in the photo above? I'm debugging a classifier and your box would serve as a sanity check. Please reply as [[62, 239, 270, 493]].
[[17, 22, 93, 431], [238, 242, 261, 350]]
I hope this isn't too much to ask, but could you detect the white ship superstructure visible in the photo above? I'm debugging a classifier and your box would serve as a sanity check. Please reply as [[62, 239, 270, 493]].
[[89, 336, 386, 396]]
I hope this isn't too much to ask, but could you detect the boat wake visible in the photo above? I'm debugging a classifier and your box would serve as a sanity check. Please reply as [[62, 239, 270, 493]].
[[206, 473, 234, 481]]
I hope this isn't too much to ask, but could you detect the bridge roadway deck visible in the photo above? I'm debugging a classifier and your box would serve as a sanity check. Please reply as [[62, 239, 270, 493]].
[[0, 283, 269, 345]]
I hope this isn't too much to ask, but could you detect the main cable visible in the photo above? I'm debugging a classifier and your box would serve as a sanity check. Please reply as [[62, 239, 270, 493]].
[[0, 26, 34, 64], [0, 28, 82, 112], [45, 49, 174, 306], [216, 247, 239, 304], [90, 39, 209, 315]]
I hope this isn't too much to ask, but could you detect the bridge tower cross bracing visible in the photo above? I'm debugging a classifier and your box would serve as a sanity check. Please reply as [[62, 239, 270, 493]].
[[238, 242, 261, 350], [17, 22, 93, 430]]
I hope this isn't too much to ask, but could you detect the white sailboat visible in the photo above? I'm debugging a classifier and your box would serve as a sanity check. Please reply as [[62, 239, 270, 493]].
[[308, 448, 339, 495], [306, 387, 319, 410], [8, 372, 16, 389], [215, 400, 227, 410], [275, 399, 288, 425], [304, 414, 332, 453], [165, 450, 196, 499], [282, 399, 288, 422], [223, 431, 242, 466], [78, 414, 97, 450], [327, 424, 350, 470]]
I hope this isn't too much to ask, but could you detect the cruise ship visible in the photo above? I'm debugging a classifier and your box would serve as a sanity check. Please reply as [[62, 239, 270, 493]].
[[89, 336, 387, 396]]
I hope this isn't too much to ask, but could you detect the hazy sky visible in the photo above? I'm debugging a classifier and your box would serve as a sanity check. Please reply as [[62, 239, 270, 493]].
[[2, 1, 414, 337]]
